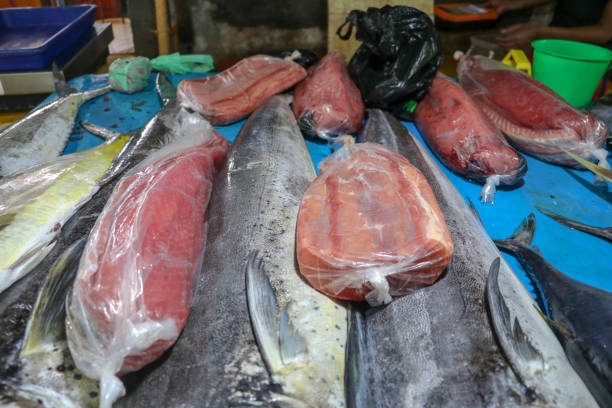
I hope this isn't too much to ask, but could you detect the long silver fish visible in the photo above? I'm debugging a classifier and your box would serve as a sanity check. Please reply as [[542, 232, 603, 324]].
[[350, 109, 597, 407], [115, 95, 347, 407], [0, 74, 182, 408], [0, 69, 111, 177], [494, 214, 612, 407]]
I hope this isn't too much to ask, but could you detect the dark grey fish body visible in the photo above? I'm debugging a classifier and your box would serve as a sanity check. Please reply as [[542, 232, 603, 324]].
[[0, 76, 182, 407], [0, 84, 111, 177], [351, 109, 596, 407], [116, 95, 346, 408], [495, 215, 612, 408]]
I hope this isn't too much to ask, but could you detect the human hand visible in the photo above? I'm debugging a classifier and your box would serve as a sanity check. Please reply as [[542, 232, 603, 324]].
[[497, 24, 543, 49]]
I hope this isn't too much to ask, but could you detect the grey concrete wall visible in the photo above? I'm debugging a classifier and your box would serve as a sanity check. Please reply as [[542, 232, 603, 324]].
[[187, 0, 327, 68]]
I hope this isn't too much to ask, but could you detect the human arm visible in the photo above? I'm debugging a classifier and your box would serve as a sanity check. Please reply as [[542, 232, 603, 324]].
[[497, 2, 612, 49]]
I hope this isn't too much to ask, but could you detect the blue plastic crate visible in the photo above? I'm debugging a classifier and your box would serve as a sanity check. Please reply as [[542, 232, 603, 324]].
[[0, 5, 97, 72]]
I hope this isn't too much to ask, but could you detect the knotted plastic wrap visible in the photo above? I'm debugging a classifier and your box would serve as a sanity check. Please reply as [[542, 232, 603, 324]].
[[415, 76, 527, 203], [177, 54, 307, 125], [296, 139, 453, 306], [337, 5, 442, 121], [458, 55, 609, 170], [108, 57, 152, 94], [65, 113, 230, 408], [293, 51, 365, 139]]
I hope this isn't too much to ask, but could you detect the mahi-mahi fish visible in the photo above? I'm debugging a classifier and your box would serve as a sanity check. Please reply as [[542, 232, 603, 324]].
[[114, 95, 347, 408], [0, 68, 111, 177], [350, 109, 597, 407], [495, 214, 612, 408], [0, 135, 128, 295], [0, 74, 183, 408]]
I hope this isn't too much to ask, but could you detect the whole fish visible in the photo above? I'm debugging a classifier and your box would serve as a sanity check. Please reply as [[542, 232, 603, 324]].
[[0, 74, 183, 408], [115, 95, 347, 408], [351, 109, 597, 407], [0, 69, 111, 177], [0, 135, 128, 295], [495, 214, 612, 407], [537, 206, 612, 243]]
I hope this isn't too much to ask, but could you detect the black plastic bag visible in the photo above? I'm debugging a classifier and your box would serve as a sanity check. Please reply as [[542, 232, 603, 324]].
[[337, 6, 442, 121]]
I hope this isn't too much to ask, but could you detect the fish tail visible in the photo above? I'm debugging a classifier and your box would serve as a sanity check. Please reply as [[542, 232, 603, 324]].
[[52, 63, 78, 97], [508, 213, 536, 245]]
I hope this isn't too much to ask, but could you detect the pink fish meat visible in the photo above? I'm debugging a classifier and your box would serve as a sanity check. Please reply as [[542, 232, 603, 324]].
[[293, 51, 365, 138], [66, 127, 230, 407], [296, 141, 453, 306], [178, 55, 306, 125], [415, 76, 526, 202], [458, 55, 608, 168]]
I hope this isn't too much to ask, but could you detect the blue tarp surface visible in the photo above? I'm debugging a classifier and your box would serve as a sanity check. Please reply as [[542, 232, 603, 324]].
[[48, 73, 610, 299]]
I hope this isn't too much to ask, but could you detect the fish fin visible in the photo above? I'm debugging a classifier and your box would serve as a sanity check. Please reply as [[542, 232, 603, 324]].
[[467, 197, 484, 227], [511, 317, 543, 363], [156, 73, 177, 105], [532, 304, 574, 340], [52, 63, 78, 97], [80, 121, 123, 141], [3, 241, 56, 294], [508, 213, 536, 245], [486, 258, 512, 332], [245, 251, 283, 373], [279, 306, 307, 365], [536, 206, 612, 243], [270, 392, 310, 408], [21, 237, 87, 357], [0, 211, 16, 229], [346, 303, 370, 408], [487, 258, 544, 366]]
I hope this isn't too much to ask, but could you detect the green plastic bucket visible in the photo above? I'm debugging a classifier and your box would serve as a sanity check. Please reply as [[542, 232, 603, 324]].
[[532, 39, 612, 107]]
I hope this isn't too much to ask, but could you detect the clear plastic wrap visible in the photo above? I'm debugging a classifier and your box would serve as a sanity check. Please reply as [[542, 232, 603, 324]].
[[177, 54, 307, 125], [415, 76, 527, 203], [296, 139, 453, 306], [65, 122, 230, 408], [292, 51, 365, 139], [458, 55, 609, 170]]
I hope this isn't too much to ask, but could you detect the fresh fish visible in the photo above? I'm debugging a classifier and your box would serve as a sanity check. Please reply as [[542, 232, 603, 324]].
[[0, 135, 128, 295], [351, 109, 597, 407], [0, 74, 181, 407], [0, 68, 111, 177], [495, 214, 612, 407], [537, 206, 612, 243], [115, 95, 347, 408]]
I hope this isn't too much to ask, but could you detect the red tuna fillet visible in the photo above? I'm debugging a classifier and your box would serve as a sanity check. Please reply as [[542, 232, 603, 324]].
[[67, 133, 229, 385], [296, 142, 453, 306], [415, 76, 526, 202], [293, 51, 365, 138], [178, 55, 306, 125], [458, 55, 608, 167]]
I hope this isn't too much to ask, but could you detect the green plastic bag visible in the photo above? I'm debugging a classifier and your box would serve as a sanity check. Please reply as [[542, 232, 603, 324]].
[[151, 53, 214, 74], [108, 57, 152, 94]]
